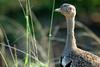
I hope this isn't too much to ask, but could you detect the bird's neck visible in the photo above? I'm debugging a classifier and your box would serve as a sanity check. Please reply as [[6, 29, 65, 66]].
[[65, 17, 77, 51]]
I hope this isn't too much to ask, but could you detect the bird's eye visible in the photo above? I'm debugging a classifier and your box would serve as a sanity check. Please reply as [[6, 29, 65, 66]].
[[68, 7, 73, 11]]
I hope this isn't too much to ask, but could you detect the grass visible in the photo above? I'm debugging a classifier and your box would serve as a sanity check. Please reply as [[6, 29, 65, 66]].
[[0, 51, 8, 67], [22, 0, 56, 66], [0, 0, 56, 67], [23, 0, 44, 66], [47, 0, 55, 67]]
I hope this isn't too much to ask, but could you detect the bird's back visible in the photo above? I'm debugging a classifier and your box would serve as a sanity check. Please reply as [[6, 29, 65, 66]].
[[68, 48, 100, 67]]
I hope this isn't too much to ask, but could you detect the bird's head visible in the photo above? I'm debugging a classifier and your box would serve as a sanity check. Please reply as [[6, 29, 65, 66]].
[[55, 3, 76, 18]]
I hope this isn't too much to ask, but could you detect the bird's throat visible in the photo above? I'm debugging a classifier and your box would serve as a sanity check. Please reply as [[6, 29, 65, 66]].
[[65, 17, 77, 51]]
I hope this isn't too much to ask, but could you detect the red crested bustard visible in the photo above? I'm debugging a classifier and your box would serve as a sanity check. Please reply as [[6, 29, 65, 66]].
[[55, 3, 100, 67]]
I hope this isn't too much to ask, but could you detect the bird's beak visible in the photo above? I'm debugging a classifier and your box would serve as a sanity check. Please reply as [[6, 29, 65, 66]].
[[55, 8, 61, 12]]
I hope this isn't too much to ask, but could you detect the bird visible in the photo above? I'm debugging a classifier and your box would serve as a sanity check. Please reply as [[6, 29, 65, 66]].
[[55, 3, 100, 67]]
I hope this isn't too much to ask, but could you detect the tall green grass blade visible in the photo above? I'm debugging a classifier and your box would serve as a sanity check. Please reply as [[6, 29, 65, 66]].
[[47, 0, 55, 67], [17, 0, 26, 16], [14, 45, 18, 67], [28, 0, 38, 59]]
